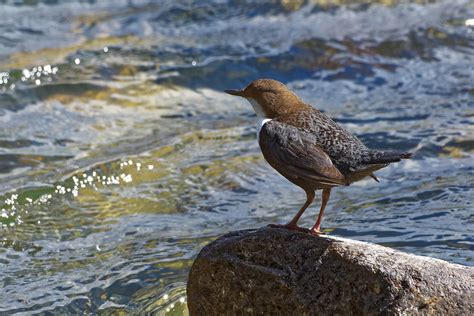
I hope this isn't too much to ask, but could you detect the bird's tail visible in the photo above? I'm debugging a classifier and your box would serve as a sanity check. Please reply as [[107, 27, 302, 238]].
[[361, 150, 412, 165]]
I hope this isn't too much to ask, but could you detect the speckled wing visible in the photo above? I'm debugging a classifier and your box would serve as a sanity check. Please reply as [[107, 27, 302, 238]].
[[259, 120, 347, 187]]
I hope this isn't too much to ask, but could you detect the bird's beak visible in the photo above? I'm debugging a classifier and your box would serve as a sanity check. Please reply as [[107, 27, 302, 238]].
[[224, 89, 245, 97]]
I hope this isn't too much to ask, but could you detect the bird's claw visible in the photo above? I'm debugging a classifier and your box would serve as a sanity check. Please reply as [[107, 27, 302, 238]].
[[309, 228, 324, 236]]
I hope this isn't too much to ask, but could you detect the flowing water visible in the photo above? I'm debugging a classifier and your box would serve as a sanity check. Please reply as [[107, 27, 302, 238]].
[[0, 0, 473, 314]]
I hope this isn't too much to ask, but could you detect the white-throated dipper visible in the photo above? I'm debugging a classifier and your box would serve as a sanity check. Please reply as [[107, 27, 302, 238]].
[[225, 79, 412, 235]]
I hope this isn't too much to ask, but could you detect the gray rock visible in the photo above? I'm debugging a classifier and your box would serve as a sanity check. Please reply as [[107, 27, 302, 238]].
[[187, 227, 473, 315]]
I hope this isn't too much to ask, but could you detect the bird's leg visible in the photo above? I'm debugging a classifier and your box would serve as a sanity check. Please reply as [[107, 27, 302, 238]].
[[310, 188, 331, 235], [269, 190, 315, 233]]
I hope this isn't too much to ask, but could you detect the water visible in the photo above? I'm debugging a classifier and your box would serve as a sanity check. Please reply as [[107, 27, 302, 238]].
[[0, 0, 473, 314]]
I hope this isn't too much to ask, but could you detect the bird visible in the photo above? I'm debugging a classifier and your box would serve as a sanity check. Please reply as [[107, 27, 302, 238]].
[[225, 79, 412, 235]]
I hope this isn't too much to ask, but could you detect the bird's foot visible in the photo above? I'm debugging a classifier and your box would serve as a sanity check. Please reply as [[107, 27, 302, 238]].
[[267, 223, 309, 233], [309, 225, 327, 236], [309, 228, 323, 236]]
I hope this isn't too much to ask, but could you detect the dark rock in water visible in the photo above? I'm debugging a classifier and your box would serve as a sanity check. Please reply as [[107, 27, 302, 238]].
[[187, 227, 473, 315]]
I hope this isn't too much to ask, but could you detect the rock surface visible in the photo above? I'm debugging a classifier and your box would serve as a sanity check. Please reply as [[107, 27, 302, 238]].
[[187, 227, 473, 315]]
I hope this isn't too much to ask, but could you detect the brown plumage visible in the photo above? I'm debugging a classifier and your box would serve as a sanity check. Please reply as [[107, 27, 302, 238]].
[[225, 79, 412, 234]]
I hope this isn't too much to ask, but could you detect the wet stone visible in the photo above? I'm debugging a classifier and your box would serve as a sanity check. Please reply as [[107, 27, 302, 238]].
[[187, 227, 474, 315]]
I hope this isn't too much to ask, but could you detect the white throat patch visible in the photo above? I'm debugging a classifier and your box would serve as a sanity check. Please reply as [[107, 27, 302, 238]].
[[247, 98, 266, 118], [246, 98, 271, 141]]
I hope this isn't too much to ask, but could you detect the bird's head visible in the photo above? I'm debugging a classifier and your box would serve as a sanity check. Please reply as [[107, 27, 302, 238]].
[[225, 79, 305, 119]]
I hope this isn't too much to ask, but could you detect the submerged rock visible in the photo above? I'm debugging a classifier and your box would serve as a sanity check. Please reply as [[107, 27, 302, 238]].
[[187, 227, 473, 315]]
